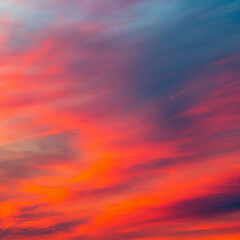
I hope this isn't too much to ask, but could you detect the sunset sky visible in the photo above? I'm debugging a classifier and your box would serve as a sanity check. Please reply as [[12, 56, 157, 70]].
[[0, 0, 240, 239]]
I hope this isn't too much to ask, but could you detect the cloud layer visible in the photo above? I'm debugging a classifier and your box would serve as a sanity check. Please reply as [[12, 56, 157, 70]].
[[0, 0, 240, 239]]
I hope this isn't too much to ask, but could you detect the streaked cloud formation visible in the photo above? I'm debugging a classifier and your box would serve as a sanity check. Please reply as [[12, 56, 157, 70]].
[[0, 0, 240, 239]]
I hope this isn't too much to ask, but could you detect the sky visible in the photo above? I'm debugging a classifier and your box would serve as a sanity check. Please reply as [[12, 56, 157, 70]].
[[0, 0, 240, 239]]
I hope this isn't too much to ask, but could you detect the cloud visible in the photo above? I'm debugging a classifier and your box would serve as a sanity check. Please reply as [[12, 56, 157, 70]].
[[0, 218, 88, 238], [134, 176, 240, 224], [0, 132, 76, 183], [0, 0, 239, 239]]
